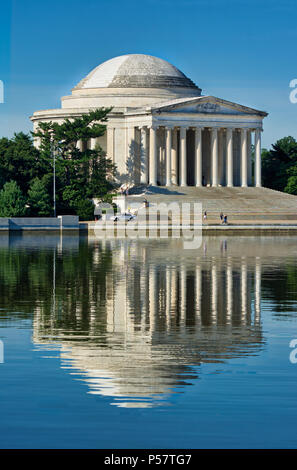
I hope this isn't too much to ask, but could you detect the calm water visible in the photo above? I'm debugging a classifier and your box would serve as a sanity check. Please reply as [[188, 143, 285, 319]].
[[0, 233, 297, 448]]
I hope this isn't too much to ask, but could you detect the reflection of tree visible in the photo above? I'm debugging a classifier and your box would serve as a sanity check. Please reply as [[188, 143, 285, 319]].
[[0, 239, 114, 331], [262, 263, 297, 316]]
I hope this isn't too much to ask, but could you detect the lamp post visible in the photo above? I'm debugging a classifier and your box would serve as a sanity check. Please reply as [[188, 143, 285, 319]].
[[50, 135, 56, 218]]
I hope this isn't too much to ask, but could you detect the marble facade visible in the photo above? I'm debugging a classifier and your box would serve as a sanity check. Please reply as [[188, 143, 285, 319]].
[[31, 54, 267, 187]]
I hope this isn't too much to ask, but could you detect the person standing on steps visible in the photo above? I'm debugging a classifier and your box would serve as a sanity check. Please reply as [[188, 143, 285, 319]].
[[220, 212, 224, 223], [203, 210, 207, 221]]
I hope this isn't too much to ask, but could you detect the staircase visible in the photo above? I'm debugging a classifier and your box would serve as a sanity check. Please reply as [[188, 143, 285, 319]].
[[123, 186, 297, 224]]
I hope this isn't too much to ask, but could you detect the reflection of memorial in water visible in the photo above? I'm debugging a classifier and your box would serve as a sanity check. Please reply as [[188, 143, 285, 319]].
[[33, 239, 264, 408]]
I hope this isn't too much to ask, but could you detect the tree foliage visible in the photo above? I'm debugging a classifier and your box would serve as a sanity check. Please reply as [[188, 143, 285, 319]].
[[0, 108, 116, 219], [0, 180, 27, 217], [33, 108, 116, 216], [262, 136, 297, 193], [27, 177, 52, 216]]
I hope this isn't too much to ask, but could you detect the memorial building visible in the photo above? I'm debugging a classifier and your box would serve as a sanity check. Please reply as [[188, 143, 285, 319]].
[[31, 54, 267, 187]]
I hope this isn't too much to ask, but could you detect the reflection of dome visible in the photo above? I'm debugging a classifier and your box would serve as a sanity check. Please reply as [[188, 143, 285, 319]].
[[32, 238, 264, 408], [75, 54, 200, 91]]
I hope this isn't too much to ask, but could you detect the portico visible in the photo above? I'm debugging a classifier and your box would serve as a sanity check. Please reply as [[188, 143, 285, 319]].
[[124, 123, 262, 187], [119, 94, 266, 187]]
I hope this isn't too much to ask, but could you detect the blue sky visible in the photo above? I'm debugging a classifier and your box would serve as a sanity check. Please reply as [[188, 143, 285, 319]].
[[0, 0, 297, 148]]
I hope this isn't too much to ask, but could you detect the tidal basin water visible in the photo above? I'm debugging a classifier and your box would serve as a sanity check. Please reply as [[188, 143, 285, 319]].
[[0, 233, 297, 448]]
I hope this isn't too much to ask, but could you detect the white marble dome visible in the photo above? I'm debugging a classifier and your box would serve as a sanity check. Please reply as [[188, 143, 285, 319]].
[[75, 54, 200, 91]]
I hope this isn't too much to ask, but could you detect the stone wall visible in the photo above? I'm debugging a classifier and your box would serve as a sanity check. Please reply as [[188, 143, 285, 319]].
[[0, 216, 79, 231]]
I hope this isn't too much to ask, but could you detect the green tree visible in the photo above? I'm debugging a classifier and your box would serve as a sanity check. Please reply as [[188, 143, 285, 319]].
[[285, 167, 297, 195], [33, 108, 116, 219], [262, 136, 297, 192], [27, 177, 51, 216], [0, 133, 50, 193], [0, 180, 27, 217]]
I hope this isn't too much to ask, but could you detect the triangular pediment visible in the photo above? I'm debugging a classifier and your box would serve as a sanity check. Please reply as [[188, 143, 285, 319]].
[[148, 96, 267, 116]]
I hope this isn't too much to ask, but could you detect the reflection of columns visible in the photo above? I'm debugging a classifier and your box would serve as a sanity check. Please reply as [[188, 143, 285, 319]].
[[195, 265, 202, 324], [165, 266, 171, 329], [180, 266, 187, 326], [241, 128, 248, 187], [180, 127, 187, 186], [165, 127, 172, 186], [255, 129, 262, 187], [241, 258, 247, 324], [211, 128, 218, 187], [255, 258, 261, 324], [140, 267, 149, 333], [226, 260, 233, 324], [195, 127, 203, 187], [149, 265, 157, 331], [226, 128, 233, 187], [171, 128, 178, 185], [171, 268, 178, 318], [211, 261, 217, 324], [149, 127, 157, 186], [140, 127, 148, 184]]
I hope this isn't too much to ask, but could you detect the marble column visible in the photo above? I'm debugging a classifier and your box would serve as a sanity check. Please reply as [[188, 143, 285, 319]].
[[241, 128, 248, 187], [247, 130, 252, 186], [140, 127, 148, 184], [195, 127, 203, 187], [107, 127, 115, 163], [90, 137, 97, 150], [255, 129, 262, 187], [226, 128, 233, 187], [149, 127, 157, 186], [180, 127, 187, 187], [211, 128, 218, 187], [76, 140, 83, 151], [126, 126, 136, 182], [165, 127, 172, 186], [171, 128, 178, 185]]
